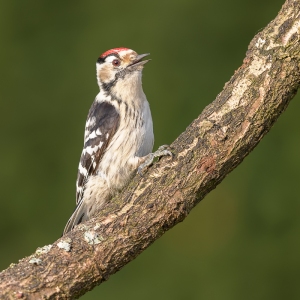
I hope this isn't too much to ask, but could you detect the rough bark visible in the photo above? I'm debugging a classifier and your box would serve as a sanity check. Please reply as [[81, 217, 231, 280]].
[[1, 0, 300, 298]]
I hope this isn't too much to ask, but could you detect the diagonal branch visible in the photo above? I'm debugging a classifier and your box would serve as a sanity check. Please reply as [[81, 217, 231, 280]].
[[1, 0, 300, 298]]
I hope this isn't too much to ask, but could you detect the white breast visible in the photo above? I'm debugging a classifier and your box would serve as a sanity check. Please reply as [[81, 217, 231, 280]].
[[136, 100, 154, 157], [97, 98, 153, 189]]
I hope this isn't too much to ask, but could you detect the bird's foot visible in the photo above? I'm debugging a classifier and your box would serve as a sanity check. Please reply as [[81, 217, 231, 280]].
[[138, 145, 173, 176]]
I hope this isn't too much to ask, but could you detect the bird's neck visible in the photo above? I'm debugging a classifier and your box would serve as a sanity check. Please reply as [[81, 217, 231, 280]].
[[98, 72, 146, 107]]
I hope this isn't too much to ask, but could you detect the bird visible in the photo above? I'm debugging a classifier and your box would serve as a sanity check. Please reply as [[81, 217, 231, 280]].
[[63, 48, 172, 234]]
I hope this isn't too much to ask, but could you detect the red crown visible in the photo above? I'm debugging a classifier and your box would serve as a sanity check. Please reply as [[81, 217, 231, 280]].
[[100, 47, 130, 58]]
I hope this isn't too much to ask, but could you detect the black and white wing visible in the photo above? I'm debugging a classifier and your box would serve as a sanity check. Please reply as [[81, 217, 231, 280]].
[[76, 100, 120, 204]]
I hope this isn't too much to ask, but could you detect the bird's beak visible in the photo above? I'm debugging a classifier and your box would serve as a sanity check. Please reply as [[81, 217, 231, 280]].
[[128, 53, 151, 69]]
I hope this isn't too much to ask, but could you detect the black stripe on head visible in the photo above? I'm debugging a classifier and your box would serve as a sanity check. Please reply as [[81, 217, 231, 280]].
[[97, 57, 105, 64]]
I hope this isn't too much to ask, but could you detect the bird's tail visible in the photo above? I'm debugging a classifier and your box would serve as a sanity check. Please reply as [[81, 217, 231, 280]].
[[63, 177, 111, 235], [63, 199, 88, 235]]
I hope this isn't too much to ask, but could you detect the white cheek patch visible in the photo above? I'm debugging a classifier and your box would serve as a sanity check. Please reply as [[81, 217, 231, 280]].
[[105, 56, 118, 63]]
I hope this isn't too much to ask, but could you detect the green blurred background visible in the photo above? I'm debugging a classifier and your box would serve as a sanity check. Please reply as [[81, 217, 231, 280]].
[[1, 0, 300, 299]]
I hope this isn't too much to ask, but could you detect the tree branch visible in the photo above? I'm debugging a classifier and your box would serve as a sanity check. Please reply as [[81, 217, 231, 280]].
[[1, 0, 300, 298]]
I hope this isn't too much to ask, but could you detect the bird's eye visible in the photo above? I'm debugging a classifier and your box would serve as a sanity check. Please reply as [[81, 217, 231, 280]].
[[112, 59, 120, 67]]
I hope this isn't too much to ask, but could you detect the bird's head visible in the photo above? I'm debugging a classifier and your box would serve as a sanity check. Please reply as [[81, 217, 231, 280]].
[[96, 48, 150, 94]]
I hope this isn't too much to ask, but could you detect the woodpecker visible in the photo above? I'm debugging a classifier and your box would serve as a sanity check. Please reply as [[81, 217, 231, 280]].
[[63, 48, 172, 234]]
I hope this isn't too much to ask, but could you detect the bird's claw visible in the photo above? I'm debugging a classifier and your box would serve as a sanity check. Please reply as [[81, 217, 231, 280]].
[[138, 145, 173, 176]]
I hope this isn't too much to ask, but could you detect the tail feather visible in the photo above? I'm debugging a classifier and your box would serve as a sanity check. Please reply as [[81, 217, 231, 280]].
[[63, 176, 111, 235], [63, 200, 89, 235]]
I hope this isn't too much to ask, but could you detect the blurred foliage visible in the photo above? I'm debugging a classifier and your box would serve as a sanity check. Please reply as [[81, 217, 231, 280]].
[[1, 0, 300, 299]]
